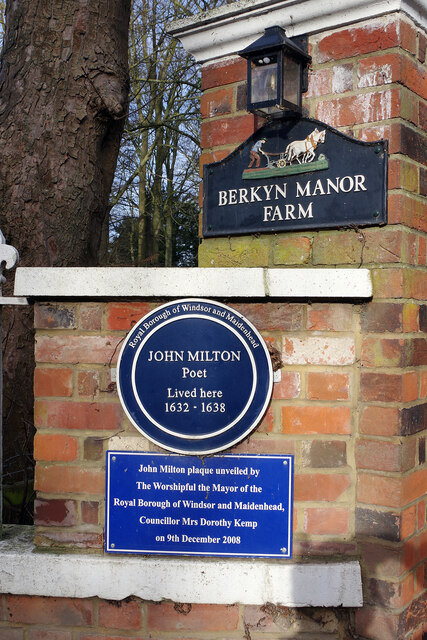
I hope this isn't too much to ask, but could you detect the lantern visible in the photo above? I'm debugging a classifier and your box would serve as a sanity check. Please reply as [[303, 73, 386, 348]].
[[239, 26, 311, 116]]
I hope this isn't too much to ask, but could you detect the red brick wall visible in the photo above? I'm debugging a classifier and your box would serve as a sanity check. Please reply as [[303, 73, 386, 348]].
[[0, 596, 359, 638], [32, 299, 360, 558], [28, 295, 427, 637]]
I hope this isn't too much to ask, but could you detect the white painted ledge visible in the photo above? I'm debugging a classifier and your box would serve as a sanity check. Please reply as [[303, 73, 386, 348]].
[[169, 0, 426, 63], [14, 267, 372, 299], [0, 527, 362, 606], [0, 297, 28, 305]]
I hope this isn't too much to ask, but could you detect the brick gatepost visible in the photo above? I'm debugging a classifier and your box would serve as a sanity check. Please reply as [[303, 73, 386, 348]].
[[184, 2, 426, 638]]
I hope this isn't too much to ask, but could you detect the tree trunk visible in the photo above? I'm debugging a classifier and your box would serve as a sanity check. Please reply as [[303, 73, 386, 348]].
[[164, 142, 177, 267], [0, 0, 131, 267], [137, 143, 149, 264], [0, 0, 130, 523]]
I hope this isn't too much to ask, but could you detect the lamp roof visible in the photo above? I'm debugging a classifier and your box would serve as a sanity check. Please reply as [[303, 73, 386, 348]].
[[238, 26, 311, 61]]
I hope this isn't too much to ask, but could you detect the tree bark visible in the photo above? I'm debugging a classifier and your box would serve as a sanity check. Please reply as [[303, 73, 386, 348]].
[[0, 0, 130, 523], [0, 0, 131, 267]]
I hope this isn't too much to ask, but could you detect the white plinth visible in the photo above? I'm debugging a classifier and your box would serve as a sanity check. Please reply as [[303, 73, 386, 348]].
[[0, 527, 362, 606]]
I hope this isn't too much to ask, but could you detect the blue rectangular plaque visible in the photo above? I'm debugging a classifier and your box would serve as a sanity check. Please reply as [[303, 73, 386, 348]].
[[105, 452, 293, 558]]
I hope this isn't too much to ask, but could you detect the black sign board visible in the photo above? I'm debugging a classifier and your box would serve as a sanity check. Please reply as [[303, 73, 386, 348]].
[[203, 116, 387, 237]]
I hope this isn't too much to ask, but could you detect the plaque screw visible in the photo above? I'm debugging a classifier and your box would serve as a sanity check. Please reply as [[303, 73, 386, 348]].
[[111, 543, 115, 548], [374, 146, 381, 154], [283, 461, 288, 465], [281, 547, 287, 553], [373, 211, 380, 218], [112, 456, 116, 462]]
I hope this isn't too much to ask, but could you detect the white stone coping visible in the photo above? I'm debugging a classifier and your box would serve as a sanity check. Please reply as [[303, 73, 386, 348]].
[[168, 0, 426, 62], [14, 267, 373, 299], [0, 296, 28, 305], [0, 527, 362, 606]]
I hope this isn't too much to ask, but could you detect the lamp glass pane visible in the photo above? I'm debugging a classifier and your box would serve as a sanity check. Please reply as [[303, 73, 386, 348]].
[[250, 57, 278, 104], [282, 55, 301, 107]]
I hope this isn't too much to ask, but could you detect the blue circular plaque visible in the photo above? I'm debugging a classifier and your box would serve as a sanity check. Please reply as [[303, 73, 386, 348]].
[[117, 299, 273, 454]]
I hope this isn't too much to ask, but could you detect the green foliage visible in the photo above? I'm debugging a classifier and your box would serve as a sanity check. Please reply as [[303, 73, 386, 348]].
[[3, 482, 34, 525]]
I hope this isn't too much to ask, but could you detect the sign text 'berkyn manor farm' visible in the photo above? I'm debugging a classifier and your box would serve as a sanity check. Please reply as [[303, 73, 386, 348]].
[[203, 116, 387, 236]]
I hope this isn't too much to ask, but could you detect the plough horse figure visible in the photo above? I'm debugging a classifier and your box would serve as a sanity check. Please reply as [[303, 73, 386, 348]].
[[284, 128, 326, 164]]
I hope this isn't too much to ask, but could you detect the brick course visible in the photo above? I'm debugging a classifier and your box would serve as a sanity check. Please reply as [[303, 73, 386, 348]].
[[0, 594, 363, 639]]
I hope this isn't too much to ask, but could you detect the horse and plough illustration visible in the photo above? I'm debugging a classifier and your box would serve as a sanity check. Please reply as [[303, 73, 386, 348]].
[[243, 128, 328, 179]]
